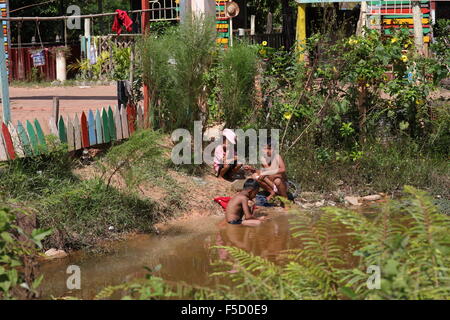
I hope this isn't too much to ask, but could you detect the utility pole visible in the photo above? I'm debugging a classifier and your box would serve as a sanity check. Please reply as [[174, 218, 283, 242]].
[[142, 0, 150, 128], [0, 42, 11, 123]]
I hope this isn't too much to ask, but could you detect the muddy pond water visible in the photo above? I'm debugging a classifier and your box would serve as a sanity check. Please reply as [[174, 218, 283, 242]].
[[39, 206, 379, 299]]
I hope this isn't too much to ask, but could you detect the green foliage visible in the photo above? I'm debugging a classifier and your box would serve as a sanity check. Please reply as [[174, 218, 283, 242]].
[[140, 17, 217, 132], [37, 178, 161, 250], [112, 46, 131, 81], [0, 140, 75, 201], [0, 204, 51, 300], [334, 186, 450, 299], [429, 19, 450, 85], [99, 129, 165, 190], [216, 44, 259, 128]]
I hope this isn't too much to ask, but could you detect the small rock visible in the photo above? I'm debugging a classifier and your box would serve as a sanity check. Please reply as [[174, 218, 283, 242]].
[[44, 248, 68, 259], [327, 201, 336, 206], [361, 194, 382, 201], [299, 192, 321, 202], [344, 196, 361, 206], [108, 226, 115, 231], [192, 177, 207, 185], [314, 200, 325, 207], [301, 203, 315, 209]]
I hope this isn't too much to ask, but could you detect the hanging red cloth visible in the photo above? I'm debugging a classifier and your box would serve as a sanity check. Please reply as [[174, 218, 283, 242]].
[[112, 9, 133, 35]]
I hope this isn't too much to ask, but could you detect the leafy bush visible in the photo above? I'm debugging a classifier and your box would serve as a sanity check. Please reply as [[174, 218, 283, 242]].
[[140, 17, 217, 132], [0, 204, 51, 299], [38, 178, 163, 250], [216, 44, 259, 128], [99, 129, 165, 190]]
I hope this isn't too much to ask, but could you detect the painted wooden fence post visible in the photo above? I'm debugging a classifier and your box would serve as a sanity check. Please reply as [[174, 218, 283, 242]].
[[48, 117, 58, 136], [95, 109, 103, 144], [58, 116, 67, 144], [81, 112, 90, 148], [88, 110, 97, 146], [8, 123, 24, 158], [66, 116, 75, 151], [120, 105, 129, 139], [102, 108, 110, 143], [26, 120, 39, 155], [107, 106, 116, 141], [34, 119, 47, 153], [2, 123, 15, 160], [114, 105, 123, 141], [73, 114, 82, 150], [0, 131, 7, 161], [17, 121, 32, 157]]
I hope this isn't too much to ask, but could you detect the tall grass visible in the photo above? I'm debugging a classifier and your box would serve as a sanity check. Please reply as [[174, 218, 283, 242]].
[[217, 44, 259, 128], [140, 17, 216, 132]]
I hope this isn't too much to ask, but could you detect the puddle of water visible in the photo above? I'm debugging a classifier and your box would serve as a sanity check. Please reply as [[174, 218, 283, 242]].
[[39, 205, 380, 299], [39, 212, 301, 299]]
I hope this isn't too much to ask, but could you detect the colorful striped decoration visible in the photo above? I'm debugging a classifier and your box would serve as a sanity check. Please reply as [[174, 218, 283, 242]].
[[0, 105, 145, 161], [368, 0, 432, 42]]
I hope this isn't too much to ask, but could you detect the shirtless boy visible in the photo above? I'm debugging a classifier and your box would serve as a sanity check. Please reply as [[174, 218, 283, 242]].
[[225, 179, 266, 227], [245, 139, 288, 201]]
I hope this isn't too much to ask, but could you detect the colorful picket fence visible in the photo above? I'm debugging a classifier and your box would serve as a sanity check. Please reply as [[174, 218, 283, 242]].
[[0, 105, 145, 161]]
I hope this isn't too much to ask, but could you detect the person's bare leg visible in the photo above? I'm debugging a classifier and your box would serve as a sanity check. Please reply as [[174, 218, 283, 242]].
[[219, 164, 232, 179], [242, 219, 261, 227], [273, 177, 288, 198], [261, 176, 278, 201], [233, 164, 243, 173], [257, 179, 275, 199]]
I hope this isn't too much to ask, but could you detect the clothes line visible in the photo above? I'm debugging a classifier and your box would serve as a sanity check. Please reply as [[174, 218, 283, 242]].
[[0, 7, 159, 22]]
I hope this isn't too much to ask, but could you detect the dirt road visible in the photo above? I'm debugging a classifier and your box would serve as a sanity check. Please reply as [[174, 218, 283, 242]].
[[3, 85, 118, 134]]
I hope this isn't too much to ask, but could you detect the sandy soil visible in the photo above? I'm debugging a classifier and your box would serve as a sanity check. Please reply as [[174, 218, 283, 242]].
[[3, 85, 117, 135]]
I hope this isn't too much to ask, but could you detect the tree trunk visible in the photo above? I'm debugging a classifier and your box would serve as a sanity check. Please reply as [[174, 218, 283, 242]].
[[281, 0, 295, 50], [412, 1, 424, 55]]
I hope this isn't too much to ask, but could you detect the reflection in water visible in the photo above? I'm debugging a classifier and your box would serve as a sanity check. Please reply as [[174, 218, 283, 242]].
[[39, 213, 301, 299]]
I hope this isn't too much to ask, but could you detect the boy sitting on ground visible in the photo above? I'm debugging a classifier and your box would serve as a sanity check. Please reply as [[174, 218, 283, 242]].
[[214, 129, 242, 180], [245, 139, 288, 201], [225, 179, 267, 227]]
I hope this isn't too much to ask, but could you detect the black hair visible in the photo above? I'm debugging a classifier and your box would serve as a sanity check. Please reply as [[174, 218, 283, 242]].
[[243, 178, 260, 191], [265, 138, 275, 148]]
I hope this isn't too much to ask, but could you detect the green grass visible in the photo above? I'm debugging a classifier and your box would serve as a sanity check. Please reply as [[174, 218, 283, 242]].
[[286, 139, 450, 199], [0, 132, 184, 250]]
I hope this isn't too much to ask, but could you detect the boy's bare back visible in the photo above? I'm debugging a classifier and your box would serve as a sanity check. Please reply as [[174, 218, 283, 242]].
[[225, 193, 249, 223]]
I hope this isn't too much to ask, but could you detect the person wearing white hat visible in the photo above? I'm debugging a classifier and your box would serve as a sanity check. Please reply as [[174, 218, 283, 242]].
[[213, 129, 242, 180]]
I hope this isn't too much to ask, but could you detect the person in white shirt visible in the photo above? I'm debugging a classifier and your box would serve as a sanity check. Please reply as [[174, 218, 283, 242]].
[[214, 129, 242, 180]]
